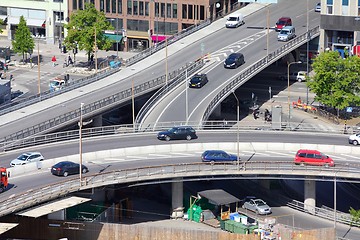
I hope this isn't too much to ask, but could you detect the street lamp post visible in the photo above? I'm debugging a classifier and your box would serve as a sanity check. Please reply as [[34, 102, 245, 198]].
[[185, 66, 188, 124], [287, 61, 302, 127], [37, 37, 41, 96], [306, 0, 309, 104], [231, 90, 240, 170], [79, 102, 84, 186]]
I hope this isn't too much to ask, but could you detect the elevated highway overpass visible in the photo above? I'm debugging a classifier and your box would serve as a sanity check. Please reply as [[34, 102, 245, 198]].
[[0, 0, 320, 144]]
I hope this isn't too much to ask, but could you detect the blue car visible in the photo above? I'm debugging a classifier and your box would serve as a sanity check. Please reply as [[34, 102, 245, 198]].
[[201, 150, 238, 163]]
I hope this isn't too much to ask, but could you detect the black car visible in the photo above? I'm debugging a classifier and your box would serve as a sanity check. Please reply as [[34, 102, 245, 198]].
[[157, 126, 197, 141], [51, 161, 89, 177], [189, 74, 208, 88], [224, 53, 245, 69]]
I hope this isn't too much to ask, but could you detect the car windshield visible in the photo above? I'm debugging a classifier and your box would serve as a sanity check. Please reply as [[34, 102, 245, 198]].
[[17, 154, 29, 161], [254, 200, 266, 206], [167, 128, 176, 133], [191, 77, 202, 83], [279, 29, 289, 34], [277, 20, 286, 25], [228, 17, 237, 21], [228, 55, 237, 60], [50, 81, 61, 86]]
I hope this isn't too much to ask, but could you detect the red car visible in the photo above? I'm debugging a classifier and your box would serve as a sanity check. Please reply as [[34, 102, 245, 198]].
[[294, 149, 334, 167], [275, 17, 292, 31]]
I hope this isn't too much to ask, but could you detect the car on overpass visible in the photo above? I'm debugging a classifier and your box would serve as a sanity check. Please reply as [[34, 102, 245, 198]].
[[10, 152, 44, 167], [51, 161, 89, 177], [189, 74, 208, 88], [201, 150, 238, 163], [224, 53, 245, 69], [294, 149, 334, 167], [157, 126, 197, 141]]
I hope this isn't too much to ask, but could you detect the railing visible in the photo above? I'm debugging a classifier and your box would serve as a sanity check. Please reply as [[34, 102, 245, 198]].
[[0, 120, 355, 152], [286, 199, 360, 228], [1, 161, 360, 219], [135, 60, 205, 128], [202, 26, 320, 122]]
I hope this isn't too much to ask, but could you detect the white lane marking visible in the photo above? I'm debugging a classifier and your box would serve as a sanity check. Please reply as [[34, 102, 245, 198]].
[[126, 156, 148, 159], [241, 151, 270, 156], [341, 154, 360, 160], [148, 154, 172, 158], [265, 151, 294, 157], [171, 152, 198, 157]]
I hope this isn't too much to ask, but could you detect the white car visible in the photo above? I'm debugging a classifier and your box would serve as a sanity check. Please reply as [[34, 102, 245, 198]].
[[10, 152, 44, 167], [315, 3, 321, 12], [349, 133, 360, 146], [242, 198, 272, 215]]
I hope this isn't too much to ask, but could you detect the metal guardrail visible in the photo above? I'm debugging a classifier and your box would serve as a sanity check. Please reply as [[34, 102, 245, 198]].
[[202, 26, 320, 122], [0, 120, 355, 152], [135, 60, 205, 129], [1, 161, 360, 219], [286, 199, 360, 228]]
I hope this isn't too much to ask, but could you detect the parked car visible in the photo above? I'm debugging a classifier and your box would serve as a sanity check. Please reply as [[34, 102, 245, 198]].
[[224, 53, 245, 69], [10, 152, 44, 167], [315, 3, 321, 12], [275, 17, 292, 31], [294, 149, 334, 167], [189, 74, 208, 88], [278, 71, 306, 82], [51, 161, 89, 177], [242, 198, 272, 215], [201, 150, 238, 163], [349, 133, 360, 145], [157, 126, 197, 141]]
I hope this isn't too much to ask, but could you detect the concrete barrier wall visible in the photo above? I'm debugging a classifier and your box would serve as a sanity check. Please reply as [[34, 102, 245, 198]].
[[8, 142, 360, 178]]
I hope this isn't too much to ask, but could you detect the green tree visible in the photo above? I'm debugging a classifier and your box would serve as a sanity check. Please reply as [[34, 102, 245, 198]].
[[307, 51, 360, 115], [12, 16, 35, 63], [0, 19, 4, 34], [64, 3, 113, 61], [349, 207, 360, 227]]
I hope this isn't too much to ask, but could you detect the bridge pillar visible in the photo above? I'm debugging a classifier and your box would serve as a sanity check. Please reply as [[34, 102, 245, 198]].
[[213, 104, 222, 119], [171, 178, 184, 219], [92, 114, 103, 127], [304, 178, 316, 214]]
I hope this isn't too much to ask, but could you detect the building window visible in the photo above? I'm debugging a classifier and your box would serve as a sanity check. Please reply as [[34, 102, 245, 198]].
[[166, 3, 171, 18], [200, 5, 204, 20], [342, 0, 348, 15], [100, 0, 104, 11], [155, 2, 159, 17], [358, 0, 360, 15], [127, 0, 132, 14], [327, 0, 333, 14], [182, 4, 187, 19], [127, 19, 149, 31], [106, 0, 110, 12], [79, 0, 83, 10], [90, 0, 94, 4], [73, 0, 77, 10], [173, 4, 177, 18], [118, 0, 122, 14], [133, 1, 138, 15], [112, 0, 116, 13], [139, 1, 144, 15], [145, 2, 149, 16], [188, 4, 193, 19], [161, 3, 165, 18]]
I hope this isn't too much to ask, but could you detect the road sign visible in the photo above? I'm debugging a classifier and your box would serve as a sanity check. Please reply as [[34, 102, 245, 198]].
[[346, 107, 353, 113]]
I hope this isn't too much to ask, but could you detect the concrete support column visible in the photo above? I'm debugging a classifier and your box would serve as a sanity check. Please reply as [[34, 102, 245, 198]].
[[92, 114, 102, 127], [171, 178, 184, 219], [304, 178, 316, 214], [213, 103, 222, 119]]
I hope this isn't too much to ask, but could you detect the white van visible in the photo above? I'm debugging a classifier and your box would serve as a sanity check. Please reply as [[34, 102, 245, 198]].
[[225, 13, 245, 28], [277, 26, 296, 42]]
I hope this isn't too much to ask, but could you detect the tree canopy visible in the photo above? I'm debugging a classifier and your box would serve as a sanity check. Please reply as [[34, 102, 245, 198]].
[[12, 16, 35, 62], [64, 3, 113, 60], [349, 207, 360, 227], [307, 51, 360, 111]]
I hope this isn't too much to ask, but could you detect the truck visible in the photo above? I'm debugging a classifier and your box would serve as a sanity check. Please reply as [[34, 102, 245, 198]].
[[49, 77, 66, 92], [0, 167, 8, 193]]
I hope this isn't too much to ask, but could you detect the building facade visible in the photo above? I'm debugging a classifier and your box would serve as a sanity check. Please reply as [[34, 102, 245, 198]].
[[319, 0, 360, 56], [0, 0, 243, 51]]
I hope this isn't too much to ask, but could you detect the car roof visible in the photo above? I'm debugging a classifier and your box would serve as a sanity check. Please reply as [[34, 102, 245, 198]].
[[297, 149, 321, 154], [204, 150, 226, 154], [23, 152, 41, 155], [279, 17, 291, 20], [282, 26, 294, 30]]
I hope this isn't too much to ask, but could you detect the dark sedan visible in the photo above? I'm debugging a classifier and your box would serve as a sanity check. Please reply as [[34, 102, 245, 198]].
[[224, 53, 245, 69], [189, 74, 208, 88], [201, 150, 239, 163], [157, 126, 197, 141], [51, 161, 89, 177]]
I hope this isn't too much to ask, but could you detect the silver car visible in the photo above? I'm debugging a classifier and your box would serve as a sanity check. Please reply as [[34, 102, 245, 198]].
[[242, 198, 272, 215], [10, 152, 44, 167]]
